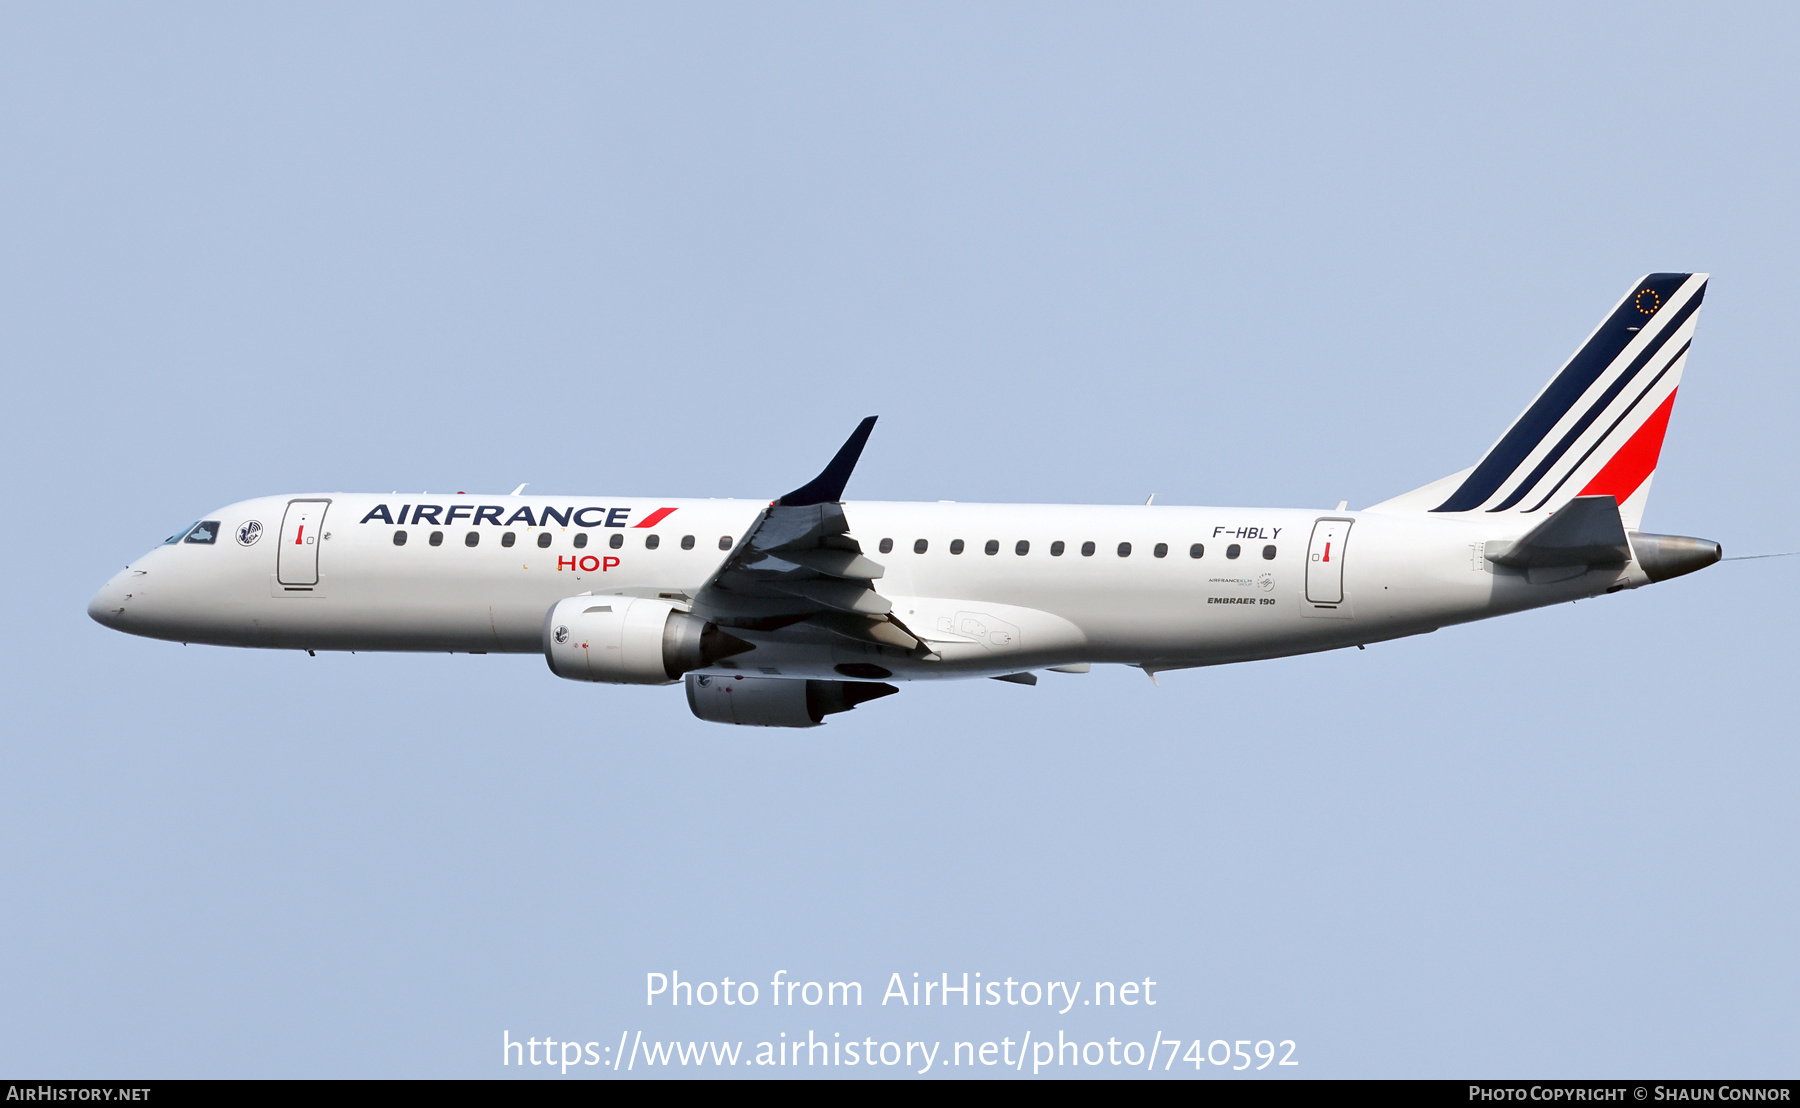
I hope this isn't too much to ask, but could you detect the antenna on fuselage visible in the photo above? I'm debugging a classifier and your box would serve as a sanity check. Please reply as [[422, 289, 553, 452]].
[[510, 483, 529, 496]]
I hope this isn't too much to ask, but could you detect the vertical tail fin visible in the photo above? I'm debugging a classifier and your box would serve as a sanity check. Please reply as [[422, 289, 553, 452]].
[[1369, 273, 1707, 530]]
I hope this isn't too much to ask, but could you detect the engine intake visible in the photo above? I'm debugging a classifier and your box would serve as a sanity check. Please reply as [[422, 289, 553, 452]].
[[685, 674, 898, 727], [544, 597, 751, 684]]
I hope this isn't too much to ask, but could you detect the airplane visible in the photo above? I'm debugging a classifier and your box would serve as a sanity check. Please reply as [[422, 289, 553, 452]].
[[89, 273, 1723, 727]]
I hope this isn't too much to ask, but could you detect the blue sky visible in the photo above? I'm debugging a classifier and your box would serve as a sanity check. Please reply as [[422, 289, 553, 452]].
[[2, 2, 1796, 1077]]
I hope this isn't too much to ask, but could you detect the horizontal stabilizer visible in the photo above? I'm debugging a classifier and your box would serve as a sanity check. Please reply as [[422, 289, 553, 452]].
[[1487, 495, 1629, 569]]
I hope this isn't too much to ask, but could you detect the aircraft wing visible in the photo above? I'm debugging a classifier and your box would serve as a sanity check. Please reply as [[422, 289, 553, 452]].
[[690, 417, 927, 654]]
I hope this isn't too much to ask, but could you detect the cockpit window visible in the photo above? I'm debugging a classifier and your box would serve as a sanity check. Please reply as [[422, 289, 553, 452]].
[[164, 521, 199, 544], [178, 520, 221, 545]]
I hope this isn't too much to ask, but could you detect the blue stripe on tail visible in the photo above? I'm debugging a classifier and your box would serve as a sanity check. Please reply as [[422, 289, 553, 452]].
[[1431, 273, 1693, 513], [1486, 284, 1704, 511]]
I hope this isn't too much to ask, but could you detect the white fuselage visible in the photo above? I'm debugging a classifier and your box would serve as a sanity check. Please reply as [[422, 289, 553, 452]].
[[88, 492, 1650, 680]]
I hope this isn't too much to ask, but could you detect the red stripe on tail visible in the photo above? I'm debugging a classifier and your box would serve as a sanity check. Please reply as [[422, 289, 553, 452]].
[[1578, 389, 1678, 506]]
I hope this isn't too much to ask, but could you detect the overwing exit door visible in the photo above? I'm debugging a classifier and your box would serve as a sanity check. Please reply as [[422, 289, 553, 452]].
[[277, 499, 331, 586], [1305, 518, 1351, 604]]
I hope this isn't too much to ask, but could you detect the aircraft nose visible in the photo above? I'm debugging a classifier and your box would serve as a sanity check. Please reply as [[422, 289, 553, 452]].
[[88, 572, 130, 628]]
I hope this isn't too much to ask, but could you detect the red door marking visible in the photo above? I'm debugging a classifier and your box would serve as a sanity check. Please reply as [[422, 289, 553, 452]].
[[1322, 542, 1331, 562], [295, 526, 304, 544]]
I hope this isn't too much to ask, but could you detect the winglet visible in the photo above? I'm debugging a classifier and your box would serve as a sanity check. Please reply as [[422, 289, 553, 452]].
[[778, 417, 878, 506]]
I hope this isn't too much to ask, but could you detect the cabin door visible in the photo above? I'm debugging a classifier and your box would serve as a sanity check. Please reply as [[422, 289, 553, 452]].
[[1305, 518, 1351, 605], [277, 499, 331, 586]]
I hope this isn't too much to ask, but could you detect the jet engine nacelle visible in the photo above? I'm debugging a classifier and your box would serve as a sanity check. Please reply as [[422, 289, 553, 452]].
[[685, 673, 898, 727], [543, 597, 751, 685]]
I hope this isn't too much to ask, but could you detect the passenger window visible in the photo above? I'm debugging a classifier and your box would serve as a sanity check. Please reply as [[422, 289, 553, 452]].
[[984, 539, 999, 556], [1154, 542, 1168, 558], [681, 534, 695, 550], [1050, 541, 1065, 556], [502, 532, 516, 548], [573, 533, 589, 549], [950, 539, 965, 555], [1226, 543, 1241, 559], [879, 538, 893, 554], [1263, 544, 1277, 560], [537, 532, 552, 548], [465, 531, 480, 547], [1117, 542, 1132, 557], [183, 521, 220, 545], [1081, 541, 1095, 557], [719, 535, 732, 550], [1189, 543, 1204, 559], [913, 539, 928, 554], [429, 531, 444, 546], [646, 534, 660, 550], [393, 530, 408, 547], [1015, 540, 1029, 556], [610, 533, 624, 549]]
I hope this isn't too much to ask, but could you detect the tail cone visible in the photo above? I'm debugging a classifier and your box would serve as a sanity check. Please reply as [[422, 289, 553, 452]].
[[1629, 532, 1723, 583]]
